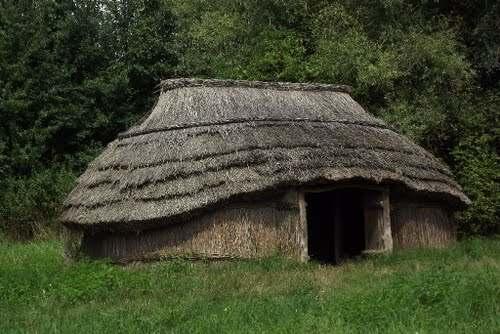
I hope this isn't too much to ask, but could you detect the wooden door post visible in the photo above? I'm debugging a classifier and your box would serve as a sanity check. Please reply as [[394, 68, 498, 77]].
[[363, 189, 393, 253], [298, 192, 309, 262]]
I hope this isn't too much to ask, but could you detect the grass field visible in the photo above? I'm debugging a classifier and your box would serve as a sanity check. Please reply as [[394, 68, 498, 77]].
[[0, 237, 499, 333]]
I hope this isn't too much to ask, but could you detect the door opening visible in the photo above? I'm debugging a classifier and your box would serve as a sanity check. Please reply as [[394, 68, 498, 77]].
[[305, 189, 367, 264]]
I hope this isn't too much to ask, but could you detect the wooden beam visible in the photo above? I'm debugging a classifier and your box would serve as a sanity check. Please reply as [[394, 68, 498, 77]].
[[297, 192, 309, 262], [381, 189, 393, 252], [363, 189, 393, 253], [299, 183, 386, 193]]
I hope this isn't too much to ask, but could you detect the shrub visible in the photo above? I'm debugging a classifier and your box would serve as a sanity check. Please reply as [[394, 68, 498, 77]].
[[0, 167, 75, 239]]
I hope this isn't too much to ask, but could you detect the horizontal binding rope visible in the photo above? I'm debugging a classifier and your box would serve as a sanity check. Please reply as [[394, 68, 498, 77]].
[[118, 118, 392, 139], [160, 78, 353, 94], [93, 145, 451, 177]]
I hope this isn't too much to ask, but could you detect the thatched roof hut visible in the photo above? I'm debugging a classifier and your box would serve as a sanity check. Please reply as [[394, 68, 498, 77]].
[[61, 78, 469, 263]]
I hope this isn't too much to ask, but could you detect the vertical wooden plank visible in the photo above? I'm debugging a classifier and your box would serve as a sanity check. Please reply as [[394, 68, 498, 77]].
[[363, 189, 393, 253], [381, 189, 393, 252], [298, 192, 309, 262]]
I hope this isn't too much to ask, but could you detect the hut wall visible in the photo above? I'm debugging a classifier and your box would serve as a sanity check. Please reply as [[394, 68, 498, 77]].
[[71, 192, 302, 262], [390, 193, 455, 249]]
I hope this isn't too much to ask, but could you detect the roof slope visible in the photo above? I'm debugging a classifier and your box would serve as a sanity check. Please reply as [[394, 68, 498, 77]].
[[61, 78, 469, 230]]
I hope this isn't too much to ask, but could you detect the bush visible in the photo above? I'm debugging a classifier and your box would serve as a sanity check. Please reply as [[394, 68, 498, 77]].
[[0, 168, 75, 239], [451, 89, 500, 235]]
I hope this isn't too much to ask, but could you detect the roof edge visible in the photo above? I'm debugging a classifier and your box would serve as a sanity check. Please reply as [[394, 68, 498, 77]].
[[160, 78, 353, 94]]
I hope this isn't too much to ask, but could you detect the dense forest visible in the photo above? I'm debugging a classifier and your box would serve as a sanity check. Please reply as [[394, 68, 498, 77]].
[[0, 0, 498, 238]]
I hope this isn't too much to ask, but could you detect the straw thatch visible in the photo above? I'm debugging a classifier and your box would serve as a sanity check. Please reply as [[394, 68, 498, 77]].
[[61, 78, 469, 232], [74, 192, 302, 262]]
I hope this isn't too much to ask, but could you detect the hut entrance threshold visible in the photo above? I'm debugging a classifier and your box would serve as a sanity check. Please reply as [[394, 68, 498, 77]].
[[303, 188, 392, 264]]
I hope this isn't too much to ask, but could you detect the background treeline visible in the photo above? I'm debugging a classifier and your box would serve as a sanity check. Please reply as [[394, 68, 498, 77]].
[[0, 0, 498, 238]]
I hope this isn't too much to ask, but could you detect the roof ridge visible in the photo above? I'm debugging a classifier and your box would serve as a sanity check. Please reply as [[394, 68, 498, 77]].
[[160, 78, 353, 94]]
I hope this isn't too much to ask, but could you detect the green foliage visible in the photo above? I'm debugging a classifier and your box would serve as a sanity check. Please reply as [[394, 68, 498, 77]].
[[0, 0, 498, 236], [452, 89, 500, 235], [0, 0, 177, 176], [0, 238, 499, 332], [0, 167, 75, 239], [170, 0, 498, 235], [0, 0, 177, 237]]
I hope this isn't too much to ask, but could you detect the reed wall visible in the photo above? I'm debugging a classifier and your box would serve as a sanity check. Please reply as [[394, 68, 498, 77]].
[[67, 192, 302, 262], [391, 194, 455, 249]]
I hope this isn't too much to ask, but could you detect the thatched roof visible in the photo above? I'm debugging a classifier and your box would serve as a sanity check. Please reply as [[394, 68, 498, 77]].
[[61, 78, 469, 231]]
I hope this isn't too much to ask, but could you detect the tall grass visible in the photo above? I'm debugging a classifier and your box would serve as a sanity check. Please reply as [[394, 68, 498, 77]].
[[0, 237, 499, 333]]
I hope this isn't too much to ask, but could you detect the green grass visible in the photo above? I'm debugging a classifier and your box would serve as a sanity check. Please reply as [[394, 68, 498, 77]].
[[0, 238, 499, 333]]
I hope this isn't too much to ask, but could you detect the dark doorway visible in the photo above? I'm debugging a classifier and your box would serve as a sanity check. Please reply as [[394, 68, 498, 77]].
[[305, 189, 366, 264]]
